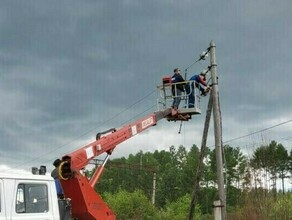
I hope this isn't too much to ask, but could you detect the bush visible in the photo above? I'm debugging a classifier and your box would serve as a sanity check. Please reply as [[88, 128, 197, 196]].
[[160, 194, 202, 220], [269, 194, 292, 219], [103, 189, 158, 220]]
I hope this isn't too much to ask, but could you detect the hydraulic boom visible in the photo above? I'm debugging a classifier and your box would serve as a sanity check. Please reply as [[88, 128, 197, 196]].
[[58, 108, 171, 220]]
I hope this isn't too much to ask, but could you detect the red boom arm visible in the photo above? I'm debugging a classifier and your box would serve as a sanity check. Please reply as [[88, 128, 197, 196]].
[[58, 108, 171, 220]]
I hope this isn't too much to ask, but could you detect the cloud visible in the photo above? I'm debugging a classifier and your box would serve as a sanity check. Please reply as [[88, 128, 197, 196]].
[[0, 1, 292, 172]]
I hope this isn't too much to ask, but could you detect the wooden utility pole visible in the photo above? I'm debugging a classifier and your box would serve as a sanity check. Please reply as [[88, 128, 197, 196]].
[[209, 41, 226, 219], [188, 95, 213, 220]]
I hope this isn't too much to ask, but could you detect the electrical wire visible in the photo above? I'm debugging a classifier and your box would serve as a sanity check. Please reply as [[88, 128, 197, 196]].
[[12, 88, 292, 171], [14, 56, 209, 169], [11, 90, 156, 169], [223, 119, 292, 145], [12, 48, 292, 171], [28, 55, 207, 167]]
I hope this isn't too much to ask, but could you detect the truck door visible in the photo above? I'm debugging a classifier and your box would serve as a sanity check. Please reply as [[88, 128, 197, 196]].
[[11, 182, 56, 220], [0, 179, 6, 220]]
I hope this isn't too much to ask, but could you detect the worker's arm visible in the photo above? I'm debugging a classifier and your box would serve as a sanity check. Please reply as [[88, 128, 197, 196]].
[[199, 75, 208, 87]]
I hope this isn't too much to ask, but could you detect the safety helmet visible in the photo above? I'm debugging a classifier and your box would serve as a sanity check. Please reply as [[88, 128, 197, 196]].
[[200, 69, 208, 75]]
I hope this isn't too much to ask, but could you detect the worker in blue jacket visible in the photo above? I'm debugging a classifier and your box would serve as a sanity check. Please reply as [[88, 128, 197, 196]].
[[51, 159, 64, 199], [188, 70, 210, 108], [171, 68, 185, 113]]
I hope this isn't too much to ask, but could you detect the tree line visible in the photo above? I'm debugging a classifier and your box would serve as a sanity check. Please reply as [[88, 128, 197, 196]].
[[89, 140, 292, 219]]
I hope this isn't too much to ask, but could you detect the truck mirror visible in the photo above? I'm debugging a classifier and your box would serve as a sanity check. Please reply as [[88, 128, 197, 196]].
[[32, 167, 38, 175], [39, 166, 46, 175]]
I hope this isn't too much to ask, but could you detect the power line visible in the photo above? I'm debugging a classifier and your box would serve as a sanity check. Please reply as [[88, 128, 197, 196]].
[[12, 94, 292, 170], [223, 119, 292, 144], [14, 55, 205, 168], [12, 55, 206, 168], [11, 90, 156, 169], [11, 53, 292, 171], [14, 104, 292, 169]]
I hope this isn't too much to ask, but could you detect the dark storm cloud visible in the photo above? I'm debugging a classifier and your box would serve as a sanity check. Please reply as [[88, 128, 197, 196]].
[[1, 0, 292, 170]]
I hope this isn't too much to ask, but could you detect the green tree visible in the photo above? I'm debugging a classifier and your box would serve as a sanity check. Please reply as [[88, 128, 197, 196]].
[[251, 141, 289, 192], [251, 144, 270, 189], [273, 142, 289, 193], [251, 145, 269, 170], [104, 189, 158, 220], [161, 194, 202, 220], [223, 145, 247, 188], [181, 144, 200, 193], [209, 145, 247, 187], [209, 145, 247, 209], [152, 148, 175, 207], [155, 145, 190, 207], [201, 147, 215, 188], [96, 157, 133, 194]]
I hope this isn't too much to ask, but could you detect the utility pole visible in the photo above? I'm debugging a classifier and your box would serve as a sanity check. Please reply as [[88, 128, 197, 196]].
[[188, 95, 213, 220], [152, 172, 156, 205], [209, 41, 226, 219]]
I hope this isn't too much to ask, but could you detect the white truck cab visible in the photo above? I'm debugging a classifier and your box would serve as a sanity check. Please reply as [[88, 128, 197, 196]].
[[0, 170, 67, 220]]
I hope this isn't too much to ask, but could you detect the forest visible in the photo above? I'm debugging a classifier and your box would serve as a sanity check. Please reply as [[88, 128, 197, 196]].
[[88, 140, 292, 220]]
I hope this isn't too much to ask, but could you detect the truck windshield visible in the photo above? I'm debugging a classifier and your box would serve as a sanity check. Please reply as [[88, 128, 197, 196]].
[[16, 183, 48, 213]]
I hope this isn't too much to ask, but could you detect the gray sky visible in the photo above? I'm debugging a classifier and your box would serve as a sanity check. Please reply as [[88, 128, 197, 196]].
[[1, 1, 292, 174]]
